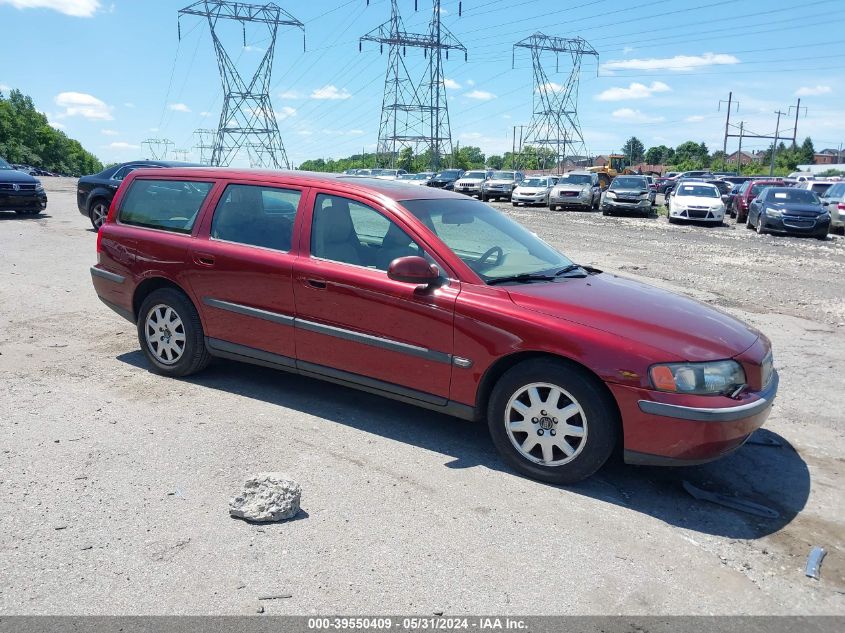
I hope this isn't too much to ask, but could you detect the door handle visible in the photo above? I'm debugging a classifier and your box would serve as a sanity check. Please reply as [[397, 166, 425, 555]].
[[305, 278, 327, 289], [193, 253, 215, 267]]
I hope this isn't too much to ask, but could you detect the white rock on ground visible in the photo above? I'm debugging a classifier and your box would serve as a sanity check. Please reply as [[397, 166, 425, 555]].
[[229, 473, 302, 522]]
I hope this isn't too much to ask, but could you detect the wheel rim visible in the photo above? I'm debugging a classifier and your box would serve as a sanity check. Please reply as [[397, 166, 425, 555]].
[[757, 214, 764, 233], [92, 203, 108, 227], [144, 303, 187, 365], [504, 382, 587, 466]]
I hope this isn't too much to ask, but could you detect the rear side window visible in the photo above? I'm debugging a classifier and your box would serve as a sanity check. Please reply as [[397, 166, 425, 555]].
[[210, 184, 301, 252], [118, 179, 212, 234]]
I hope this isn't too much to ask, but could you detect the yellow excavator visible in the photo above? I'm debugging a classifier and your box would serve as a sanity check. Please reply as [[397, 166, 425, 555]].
[[585, 154, 636, 181]]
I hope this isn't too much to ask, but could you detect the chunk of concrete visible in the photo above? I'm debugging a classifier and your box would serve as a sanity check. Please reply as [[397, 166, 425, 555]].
[[229, 473, 302, 523]]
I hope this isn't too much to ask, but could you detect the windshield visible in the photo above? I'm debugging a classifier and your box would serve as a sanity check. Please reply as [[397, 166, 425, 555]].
[[677, 184, 719, 198], [557, 174, 591, 185], [750, 183, 777, 197], [0, 157, 11, 169], [401, 198, 571, 283], [490, 171, 515, 180], [521, 178, 549, 187], [435, 170, 462, 178], [612, 177, 647, 189], [411, 173, 430, 180], [463, 171, 487, 179], [768, 189, 819, 204]]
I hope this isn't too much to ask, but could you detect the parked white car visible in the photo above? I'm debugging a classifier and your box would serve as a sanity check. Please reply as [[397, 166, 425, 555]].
[[398, 172, 434, 186], [371, 168, 407, 180], [548, 171, 601, 211], [668, 182, 726, 224], [453, 169, 492, 198], [511, 175, 558, 206]]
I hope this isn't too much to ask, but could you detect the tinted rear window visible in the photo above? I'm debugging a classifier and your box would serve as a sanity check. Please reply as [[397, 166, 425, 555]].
[[119, 179, 213, 234]]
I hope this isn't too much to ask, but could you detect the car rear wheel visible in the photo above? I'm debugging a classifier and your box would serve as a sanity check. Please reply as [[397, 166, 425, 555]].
[[487, 359, 618, 484], [756, 214, 767, 235], [137, 288, 211, 377], [89, 199, 110, 230]]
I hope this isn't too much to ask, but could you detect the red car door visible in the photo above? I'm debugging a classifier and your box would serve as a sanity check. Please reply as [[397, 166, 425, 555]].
[[184, 181, 308, 364], [292, 190, 458, 401]]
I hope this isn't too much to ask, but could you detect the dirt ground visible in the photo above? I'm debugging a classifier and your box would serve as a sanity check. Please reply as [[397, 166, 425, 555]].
[[0, 178, 843, 615]]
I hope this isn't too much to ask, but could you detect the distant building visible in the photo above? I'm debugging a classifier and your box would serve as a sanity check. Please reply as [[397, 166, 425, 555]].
[[727, 150, 755, 165], [814, 149, 842, 165]]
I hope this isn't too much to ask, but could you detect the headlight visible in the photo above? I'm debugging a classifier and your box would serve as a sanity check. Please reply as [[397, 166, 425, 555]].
[[606, 191, 617, 199], [710, 205, 723, 212], [650, 360, 746, 395], [764, 207, 782, 216]]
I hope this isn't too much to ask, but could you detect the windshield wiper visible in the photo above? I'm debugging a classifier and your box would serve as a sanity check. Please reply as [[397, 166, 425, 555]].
[[488, 273, 556, 285], [555, 263, 602, 276]]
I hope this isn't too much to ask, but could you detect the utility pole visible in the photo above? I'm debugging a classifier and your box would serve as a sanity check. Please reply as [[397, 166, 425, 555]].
[[178, 1, 304, 169], [789, 98, 807, 148], [513, 33, 598, 178], [142, 138, 174, 160], [719, 92, 738, 156], [512, 125, 517, 168], [361, 1, 466, 171], [192, 128, 215, 166], [770, 110, 785, 176], [173, 148, 190, 162], [736, 122, 744, 172]]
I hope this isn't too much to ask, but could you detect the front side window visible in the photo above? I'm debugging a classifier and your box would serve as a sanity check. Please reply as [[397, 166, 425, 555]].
[[211, 184, 301, 251], [112, 166, 137, 181], [310, 193, 424, 271], [118, 179, 212, 234], [402, 198, 570, 282]]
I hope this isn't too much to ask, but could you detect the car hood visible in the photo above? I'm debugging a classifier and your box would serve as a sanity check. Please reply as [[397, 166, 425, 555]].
[[506, 273, 760, 362], [486, 179, 516, 185], [674, 195, 721, 206], [609, 187, 648, 195], [514, 186, 547, 193], [769, 203, 824, 216], [0, 169, 38, 184], [554, 183, 590, 191]]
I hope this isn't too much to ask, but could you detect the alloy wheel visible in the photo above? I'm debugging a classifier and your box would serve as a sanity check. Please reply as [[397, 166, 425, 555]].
[[91, 202, 109, 228], [144, 304, 187, 365], [504, 382, 587, 466]]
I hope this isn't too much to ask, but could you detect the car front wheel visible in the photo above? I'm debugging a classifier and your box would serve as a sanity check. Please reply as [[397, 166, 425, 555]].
[[89, 199, 110, 230], [487, 359, 619, 484], [137, 288, 211, 377]]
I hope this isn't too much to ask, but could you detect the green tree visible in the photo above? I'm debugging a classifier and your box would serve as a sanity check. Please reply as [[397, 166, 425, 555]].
[[621, 136, 645, 164], [799, 137, 815, 164], [487, 155, 503, 169]]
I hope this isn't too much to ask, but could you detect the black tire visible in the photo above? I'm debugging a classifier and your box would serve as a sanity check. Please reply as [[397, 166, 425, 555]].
[[512, 201, 519, 207], [815, 232, 827, 241], [549, 204, 557, 212], [487, 359, 619, 484], [602, 209, 610, 216], [668, 216, 677, 224], [137, 288, 211, 377], [89, 198, 110, 230], [481, 193, 488, 202], [755, 214, 766, 235]]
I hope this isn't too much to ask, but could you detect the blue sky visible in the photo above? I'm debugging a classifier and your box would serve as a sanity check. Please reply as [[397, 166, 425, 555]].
[[1, 0, 843, 167]]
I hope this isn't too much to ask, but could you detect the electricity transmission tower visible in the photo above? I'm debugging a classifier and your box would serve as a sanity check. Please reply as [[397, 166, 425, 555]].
[[173, 148, 191, 162], [142, 138, 174, 160], [178, 1, 304, 169], [193, 128, 216, 165], [361, 0, 466, 170], [513, 33, 598, 173]]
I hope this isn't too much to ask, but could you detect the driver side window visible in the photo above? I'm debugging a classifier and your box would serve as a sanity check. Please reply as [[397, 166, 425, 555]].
[[310, 193, 425, 271]]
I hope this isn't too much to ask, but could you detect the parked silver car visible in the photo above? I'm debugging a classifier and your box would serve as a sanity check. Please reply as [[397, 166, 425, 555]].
[[511, 175, 559, 206], [481, 170, 524, 201], [819, 181, 845, 234], [548, 171, 601, 211], [454, 169, 493, 198]]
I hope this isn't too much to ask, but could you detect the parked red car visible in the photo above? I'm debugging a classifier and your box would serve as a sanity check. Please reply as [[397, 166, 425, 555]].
[[734, 179, 784, 223], [91, 169, 778, 483]]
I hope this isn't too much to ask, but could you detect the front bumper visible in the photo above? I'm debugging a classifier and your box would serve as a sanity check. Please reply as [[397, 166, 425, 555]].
[[611, 371, 778, 465], [454, 184, 482, 196], [0, 188, 47, 212], [603, 198, 650, 212], [482, 186, 515, 198], [512, 192, 547, 204], [670, 207, 725, 222], [762, 214, 830, 236], [550, 192, 591, 207]]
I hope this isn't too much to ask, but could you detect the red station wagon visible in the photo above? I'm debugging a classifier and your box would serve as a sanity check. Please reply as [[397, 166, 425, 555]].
[[91, 169, 779, 483]]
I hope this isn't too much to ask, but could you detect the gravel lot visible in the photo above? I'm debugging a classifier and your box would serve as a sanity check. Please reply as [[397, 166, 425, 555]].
[[1, 178, 843, 615]]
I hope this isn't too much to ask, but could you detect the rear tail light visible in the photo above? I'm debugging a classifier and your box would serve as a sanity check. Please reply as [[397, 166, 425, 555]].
[[838, 203, 845, 211], [96, 225, 103, 253]]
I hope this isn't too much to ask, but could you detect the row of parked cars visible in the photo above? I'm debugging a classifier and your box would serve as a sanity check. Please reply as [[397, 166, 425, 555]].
[[658, 171, 843, 238]]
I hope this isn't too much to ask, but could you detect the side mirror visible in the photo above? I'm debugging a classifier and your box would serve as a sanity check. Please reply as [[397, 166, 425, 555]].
[[387, 256, 440, 285]]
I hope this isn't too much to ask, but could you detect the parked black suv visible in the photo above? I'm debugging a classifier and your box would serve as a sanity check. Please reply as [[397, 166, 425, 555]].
[[426, 169, 464, 190], [77, 160, 200, 229], [0, 157, 48, 215]]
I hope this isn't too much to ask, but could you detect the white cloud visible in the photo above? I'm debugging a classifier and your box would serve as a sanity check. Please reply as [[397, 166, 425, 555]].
[[200, 111, 211, 117], [465, 90, 496, 101], [596, 81, 670, 101], [148, 127, 159, 132], [279, 90, 303, 99], [685, 115, 705, 122], [54, 91, 112, 120], [0, 0, 100, 17], [243, 45, 265, 53], [466, 79, 476, 87], [310, 85, 351, 100], [277, 106, 296, 120], [123, 102, 135, 108], [539, 82, 564, 92], [623, 47, 634, 55], [795, 85, 831, 96], [108, 141, 139, 150], [0, 83, 10, 93], [611, 108, 664, 123], [168, 102, 191, 113], [602, 53, 739, 72], [101, 129, 119, 136], [48, 119, 65, 130], [320, 128, 364, 137], [444, 78, 461, 90]]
